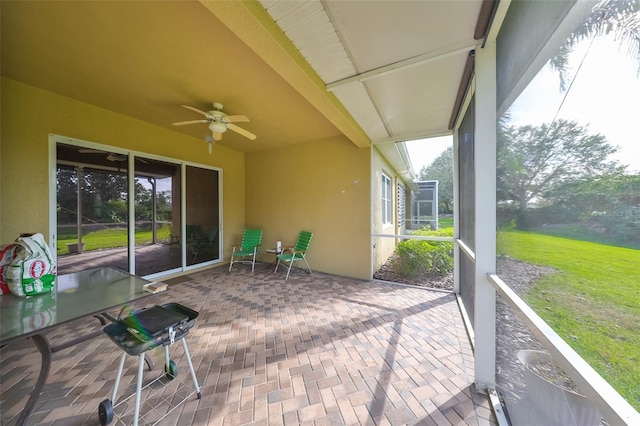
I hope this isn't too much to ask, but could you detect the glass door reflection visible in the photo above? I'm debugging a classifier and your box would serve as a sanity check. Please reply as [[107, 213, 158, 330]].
[[134, 158, 181, 276], [186, 166, 220, 266]]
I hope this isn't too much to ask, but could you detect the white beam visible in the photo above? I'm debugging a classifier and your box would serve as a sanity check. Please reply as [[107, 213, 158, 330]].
[[326, 40, 477, 91], [372, 129, 453, 146], [485, 0, 512, 44], [128, 154, 136, 274], [473, 40, 497, 391], [452, 127, 460, 294]]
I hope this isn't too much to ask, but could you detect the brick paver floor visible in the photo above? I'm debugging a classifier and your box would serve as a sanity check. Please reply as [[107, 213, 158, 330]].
[[0, 264, 496, 425]]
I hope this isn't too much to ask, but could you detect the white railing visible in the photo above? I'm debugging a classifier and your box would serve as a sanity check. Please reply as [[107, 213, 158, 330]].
[[372, 233, 454, 243], [488, 273, 640, 425]]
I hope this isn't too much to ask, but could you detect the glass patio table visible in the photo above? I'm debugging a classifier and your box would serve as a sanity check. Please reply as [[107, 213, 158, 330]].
[[0, 267, 157, 425]]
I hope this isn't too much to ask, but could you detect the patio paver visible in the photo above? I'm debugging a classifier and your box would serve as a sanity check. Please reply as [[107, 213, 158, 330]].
[[0, 264, 497, 425]]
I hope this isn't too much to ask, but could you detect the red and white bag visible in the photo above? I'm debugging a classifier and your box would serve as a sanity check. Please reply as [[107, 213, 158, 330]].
[[0, 243, 19, 295], [3, 233, 56, 297]]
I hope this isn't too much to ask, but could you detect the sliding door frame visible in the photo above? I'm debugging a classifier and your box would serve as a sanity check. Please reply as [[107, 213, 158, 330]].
[[48, 134, 222, 278]]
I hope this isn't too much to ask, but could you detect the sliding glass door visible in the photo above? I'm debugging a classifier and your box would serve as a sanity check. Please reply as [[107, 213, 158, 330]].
[[55, 139, 221, 277], [56, 144, 130, 273], [185, 165, 220, 266], [134, 157, 181, 276]]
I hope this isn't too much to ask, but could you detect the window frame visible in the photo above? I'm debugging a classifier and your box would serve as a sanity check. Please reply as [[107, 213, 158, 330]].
[[381, 173, 392, 225]]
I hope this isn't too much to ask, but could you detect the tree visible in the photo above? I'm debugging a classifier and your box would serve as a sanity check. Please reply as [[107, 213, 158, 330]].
[[551, 0, 640, 89], [57, 166, 79, 224], [135, 181, 153, 222], [547, 173, 636, 215], [419, 147, 454, 214], [546, 173, 640, 243], [156, 191, 173, 222], [81, 169, 127, 222], [497, 119, 623, 223]]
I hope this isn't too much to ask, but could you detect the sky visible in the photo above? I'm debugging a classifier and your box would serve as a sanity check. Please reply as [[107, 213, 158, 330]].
[[407, 34, 640, 175], [406, 135, 452, 175]]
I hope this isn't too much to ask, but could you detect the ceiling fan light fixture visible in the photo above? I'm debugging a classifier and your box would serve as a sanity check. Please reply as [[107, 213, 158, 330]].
[[106, 153, 127, 162], [175, 102, 255, 140], [205, 135, 215, 154], [209, 122, 227, 134]]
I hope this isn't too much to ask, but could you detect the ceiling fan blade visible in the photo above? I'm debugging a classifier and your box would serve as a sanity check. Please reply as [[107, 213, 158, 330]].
[[213, 132, 223, 141], [224, 115, 249, 123], [181, 105, 212, 118], [106, 153, 127, 162], [227, 123, 256, 140], [172, 119, 208, 126]]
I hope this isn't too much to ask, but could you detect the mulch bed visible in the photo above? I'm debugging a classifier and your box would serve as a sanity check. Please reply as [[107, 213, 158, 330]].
[[373, 253, 454, 290]]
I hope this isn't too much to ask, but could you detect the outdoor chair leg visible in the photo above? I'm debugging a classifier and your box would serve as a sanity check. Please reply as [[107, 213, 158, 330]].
[[250, 248, 262, 272], [229, 250, 235, 271], [285, 260, 294, 281], [302, 258, 312, 274]]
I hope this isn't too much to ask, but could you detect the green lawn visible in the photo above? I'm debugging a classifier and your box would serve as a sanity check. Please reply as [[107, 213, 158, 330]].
[[530, 223, 640, 250], [439, 216, 453, 229], [57, 227, 171, 255], [498, 230, 640, 410]]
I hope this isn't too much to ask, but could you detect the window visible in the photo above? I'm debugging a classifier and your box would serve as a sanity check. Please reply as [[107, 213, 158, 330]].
[[382, 173, 392, 225]]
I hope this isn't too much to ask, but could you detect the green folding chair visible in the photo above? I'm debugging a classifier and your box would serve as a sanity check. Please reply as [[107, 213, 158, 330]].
[[274, 231, 313, 281], [229, 229, 263, 272]]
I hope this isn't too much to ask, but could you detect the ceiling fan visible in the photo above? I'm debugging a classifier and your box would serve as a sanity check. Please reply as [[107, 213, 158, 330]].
[[77, 149, 151, 164], [78, 149, 127, 162], [172, 102, 257, 146]]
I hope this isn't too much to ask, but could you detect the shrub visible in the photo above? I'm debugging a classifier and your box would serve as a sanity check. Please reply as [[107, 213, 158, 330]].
[[391, 228, 454, 278], [590, 206, 640, 244], [516, 206, 580, 229]]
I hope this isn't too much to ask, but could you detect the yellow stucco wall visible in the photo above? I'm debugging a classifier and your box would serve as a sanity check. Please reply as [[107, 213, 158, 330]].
[[245, 137, 372, 280], [0, 78, 378, 279], [0, 78, 245, 261], [372, 147, 400, 271]]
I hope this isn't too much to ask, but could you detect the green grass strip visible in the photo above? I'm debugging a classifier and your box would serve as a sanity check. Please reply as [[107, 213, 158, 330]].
[[57, 227, 171, 255], [498, 230, 640, 409]]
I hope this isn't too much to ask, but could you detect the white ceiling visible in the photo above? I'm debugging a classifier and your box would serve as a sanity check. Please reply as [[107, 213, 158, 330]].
[[2, 0, 487, 178], [261, 0, 485, 178]]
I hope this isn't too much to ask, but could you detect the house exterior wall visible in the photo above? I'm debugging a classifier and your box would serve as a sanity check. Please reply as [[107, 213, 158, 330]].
[[371, 147, 399, 273], [1, 78, 409, 281], [0, 77, 246, 262], [245, 137, 372, 280]]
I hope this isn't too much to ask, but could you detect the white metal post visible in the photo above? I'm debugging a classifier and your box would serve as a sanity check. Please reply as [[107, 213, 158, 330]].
[[128, 154, 136, 274], [452, 128, 460, 294], [473, 41, 497, 391]]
